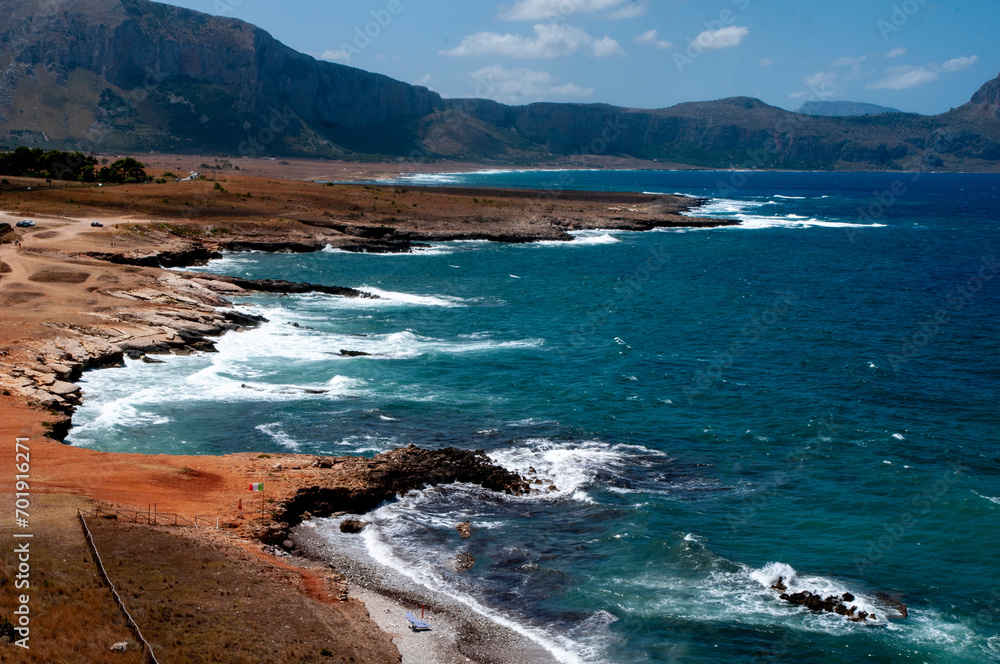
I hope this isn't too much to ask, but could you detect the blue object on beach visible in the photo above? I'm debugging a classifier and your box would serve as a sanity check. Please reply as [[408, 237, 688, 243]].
[[406, 612, 431, 631]]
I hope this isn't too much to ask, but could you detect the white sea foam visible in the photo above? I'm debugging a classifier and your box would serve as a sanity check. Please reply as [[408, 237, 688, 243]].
[[322, 243, 455, 256], [183, 251, 261, 274], [772, 195, 808, 200], [66, 311, 380, 447], [239, 303, 544, 361], [641, 191, 702, 199], [255, 422, 301, 451], [625, 557, 900, 635], [489, 438, 675, 503], [974, 491, 1000, 506], [686, 197, 886, 230], [355, 286, 467, 307], [533, 231, 622, 247]]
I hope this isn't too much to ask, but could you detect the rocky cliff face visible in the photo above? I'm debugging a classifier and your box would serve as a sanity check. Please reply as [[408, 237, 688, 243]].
[[1, 0, 999, 170], [958, 74, 1000, 120], [0, 0, 442, 154]]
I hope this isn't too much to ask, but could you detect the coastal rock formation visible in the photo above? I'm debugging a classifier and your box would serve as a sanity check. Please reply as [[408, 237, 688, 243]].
[[456, 521, 472, 538], [454, 552, 475, 572], [339, 519, 368, 534], [768, 578, 908, 624], [176, 273, 378, 299], [83, 246, 221, 268], [770, 578, 869, 622], [264, 446, 529, 544], [0, 267, 376, 438]]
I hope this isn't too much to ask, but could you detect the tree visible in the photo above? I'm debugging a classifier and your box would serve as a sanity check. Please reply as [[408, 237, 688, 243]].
[[99, 157, 148, 184]]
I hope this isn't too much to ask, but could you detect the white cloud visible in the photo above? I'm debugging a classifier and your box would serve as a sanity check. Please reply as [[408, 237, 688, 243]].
[[941, 55, 978, 72], [592, 36, 625, 57], [320, 49, 351, 62], [471, 65, 594, 103], [789, 69, 842, 99], [867, 66, 938, 90], [634, 29, 671, 49], [805, 70, 838, 90], [608, 1, 648, 19], [832, 55, 866, 68], [691, 25, 749, 50], [441, 24, 621, 59], [886, 48, 907, 58], [413, 74, 432, 87], [498, 0, 626, 21], [759, 57, 776, 67], [867, 55, 979, 90]]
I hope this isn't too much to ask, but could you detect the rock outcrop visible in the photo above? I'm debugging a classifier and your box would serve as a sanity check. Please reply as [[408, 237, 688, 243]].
[[178, 273, 377, 299], [768, 577, 908, 624], [266, 446, 529, 543], [0, 270, 375, 439]]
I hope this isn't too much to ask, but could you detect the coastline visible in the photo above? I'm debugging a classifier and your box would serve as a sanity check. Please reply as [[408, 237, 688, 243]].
[[292, 521, 561, 664], [0, 174, 734, 438], [0, 166, 733, 661]]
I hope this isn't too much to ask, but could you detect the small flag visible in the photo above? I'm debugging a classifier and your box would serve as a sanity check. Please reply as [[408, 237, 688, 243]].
[[248, 482, 263, 492]]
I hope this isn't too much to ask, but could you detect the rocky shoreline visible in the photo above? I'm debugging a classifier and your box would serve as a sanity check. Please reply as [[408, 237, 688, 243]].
[[0, 269, 384, 441], [0, 174, 738, 663], [1, 180, 736, 443]]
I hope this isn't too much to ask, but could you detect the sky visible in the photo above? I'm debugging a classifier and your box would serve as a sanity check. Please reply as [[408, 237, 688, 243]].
[[155, 0, 997, 115]]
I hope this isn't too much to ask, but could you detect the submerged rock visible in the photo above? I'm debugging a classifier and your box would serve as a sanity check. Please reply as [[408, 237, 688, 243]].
[[454, 552, 475, 571], [340, 519, 369, 534], [777, 590, 882, 623]]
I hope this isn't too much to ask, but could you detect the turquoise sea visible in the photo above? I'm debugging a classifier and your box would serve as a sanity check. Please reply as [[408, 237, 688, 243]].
[[69, 170, 1000, 663]]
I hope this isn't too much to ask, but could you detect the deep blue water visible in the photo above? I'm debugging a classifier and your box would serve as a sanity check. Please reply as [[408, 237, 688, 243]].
[[69, 171, 1000, 663]]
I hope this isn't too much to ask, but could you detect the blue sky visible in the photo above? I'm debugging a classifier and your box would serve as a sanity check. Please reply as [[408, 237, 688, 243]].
[[157, 0, 996, 114]]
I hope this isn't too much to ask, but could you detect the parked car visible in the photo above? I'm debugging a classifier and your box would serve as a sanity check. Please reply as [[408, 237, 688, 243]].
[[16, 220, 34, 227], [90, 221, 104, 227]]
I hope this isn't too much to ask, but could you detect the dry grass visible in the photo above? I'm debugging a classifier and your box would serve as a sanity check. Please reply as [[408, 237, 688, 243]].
[[0, 494, 144, 663], [85, 520, 399, 664], [27, 270, 91, 284]]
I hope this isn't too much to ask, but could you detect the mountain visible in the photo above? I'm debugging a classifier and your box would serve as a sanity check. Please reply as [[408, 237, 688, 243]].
[[2, 0, 1000, 170], [0, 0, 441, 155], [796, 101, 902, 117]]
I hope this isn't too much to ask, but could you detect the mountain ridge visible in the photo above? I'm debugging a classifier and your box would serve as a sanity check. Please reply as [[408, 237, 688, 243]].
[[2, 0, 999, 170], [796, 101, 903, 117]]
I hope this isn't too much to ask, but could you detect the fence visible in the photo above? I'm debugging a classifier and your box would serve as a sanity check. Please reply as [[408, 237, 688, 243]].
[[78, 510, 160, 664], [81, 505, 215, 529]]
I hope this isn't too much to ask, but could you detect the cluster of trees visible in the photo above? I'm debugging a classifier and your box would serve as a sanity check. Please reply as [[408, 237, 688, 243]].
[[0, 146, 148, 183]]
